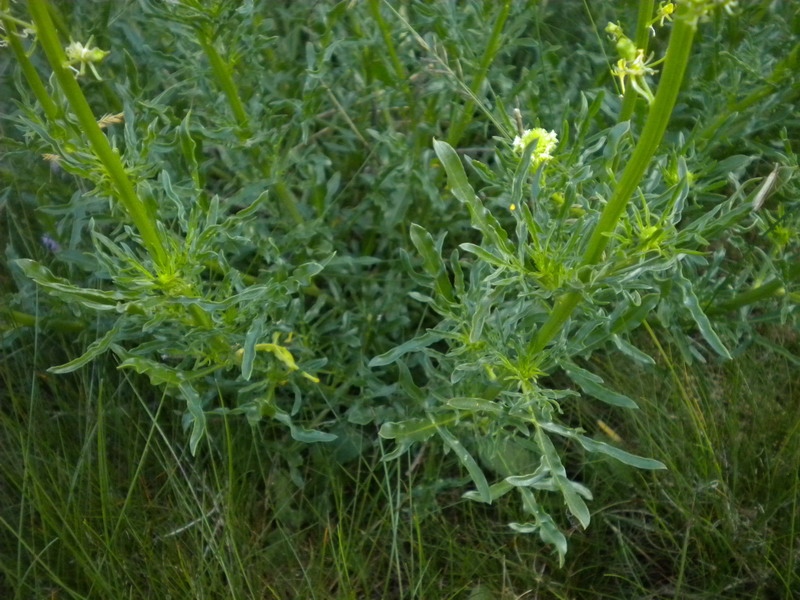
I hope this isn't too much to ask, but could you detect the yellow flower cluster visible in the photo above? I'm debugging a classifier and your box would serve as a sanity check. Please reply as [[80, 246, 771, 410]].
[[511, 127, 558, 169]]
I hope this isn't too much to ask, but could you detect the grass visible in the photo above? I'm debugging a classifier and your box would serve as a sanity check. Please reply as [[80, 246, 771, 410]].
[[1, 324, 798, 598]]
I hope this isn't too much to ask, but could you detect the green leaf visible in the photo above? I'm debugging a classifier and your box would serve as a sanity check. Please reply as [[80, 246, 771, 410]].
[[516, 488, 568, 566], [433, 138, 478, 208], [409, 223, 454, 302], [612, 334, 655, 365], [15, 259, 129, 311], [178, 110, 203, 188], [48, 321, 124, 374], [536, 513, 569, 567], [274, 410, 337, 443], [511, 142, 535, 203], [505, 467, 549, 487], [180, 383, 207, 456], [610, 294, 659, 335], [291, 261, 326, 286], [397, 361, 425, 403], [436, 425, 491, 504], [459, 243, 512, 269], [379, 414, 449, 461], [117, 355, 184, 387], [159, 170, 186, 227], [368, 331, 443, 367], [535, 427, 591, 528], [241, 317, 265, 381], [445, 397, 504, 414], [539, 420, 666, 470], [677, 273, 732, 359], [561, 361, 639, 409], [463, 480, 514, 502], [577, 434, 666, 470], [234, 190, 269, 219], [379, 418, 439, 443], [433, 139, 512, 254]]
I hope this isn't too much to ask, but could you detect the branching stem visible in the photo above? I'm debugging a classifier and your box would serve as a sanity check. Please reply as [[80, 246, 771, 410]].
[[27, 0, 169, 270], [528, 5, 698, 359]]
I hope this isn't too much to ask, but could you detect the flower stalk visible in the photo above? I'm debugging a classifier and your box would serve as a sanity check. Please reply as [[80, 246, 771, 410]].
[[528, 2, 699, 358], [0, 1, 59, 120], [27, 0, 169, 270]]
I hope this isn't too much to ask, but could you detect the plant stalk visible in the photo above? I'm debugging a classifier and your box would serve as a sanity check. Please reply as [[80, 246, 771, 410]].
[[198, 32, 250, 135], [1, 309, 85, 333], [27, 0, 169, 269], [528, 5, 698, 358], [1, 2, 60, 120], [708, 260, 800, 315], [273, 181, 305, 226], [369, 0, 416, 123]]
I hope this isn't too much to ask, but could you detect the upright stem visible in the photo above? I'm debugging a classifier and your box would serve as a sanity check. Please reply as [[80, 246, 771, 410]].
[[528, 6, 698, 358], [0, 1, 59, 120], [27, 0, 169, 269], [273, 181, 305, 226], [198, 32, 250, 135], [368, 0, 407, 83], [1, 309, 85, 333]]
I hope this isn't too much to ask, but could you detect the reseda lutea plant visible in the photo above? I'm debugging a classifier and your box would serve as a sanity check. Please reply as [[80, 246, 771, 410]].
[[372, 0, 796, 564], [1, 0, 332, 454]]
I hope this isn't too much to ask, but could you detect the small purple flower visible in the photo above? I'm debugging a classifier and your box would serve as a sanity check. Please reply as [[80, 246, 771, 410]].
[[41, 234, 61, 253]]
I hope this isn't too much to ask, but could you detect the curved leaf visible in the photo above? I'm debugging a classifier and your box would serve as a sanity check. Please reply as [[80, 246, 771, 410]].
[[562, 361, 639, 409]]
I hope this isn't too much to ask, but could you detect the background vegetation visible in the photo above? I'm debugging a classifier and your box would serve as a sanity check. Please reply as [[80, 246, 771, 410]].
[[1, 0, 798, 598]]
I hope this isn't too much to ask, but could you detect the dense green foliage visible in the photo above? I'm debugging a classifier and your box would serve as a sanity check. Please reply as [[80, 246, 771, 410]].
[[1, 0, 798, 597]]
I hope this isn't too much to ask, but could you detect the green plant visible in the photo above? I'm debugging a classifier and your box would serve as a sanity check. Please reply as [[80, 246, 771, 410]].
[[1, 0, 797, 572], [371, 0, 798, 563]]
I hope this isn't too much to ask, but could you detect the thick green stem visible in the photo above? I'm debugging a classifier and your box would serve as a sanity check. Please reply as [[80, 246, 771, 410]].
[[198, 32, 250, 135], [27, 0, 169, 269], [528, 7, 698, 358], [618, 0, 655, 123], [708, 280, 784, 315], [447, 0, 511, 147]]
